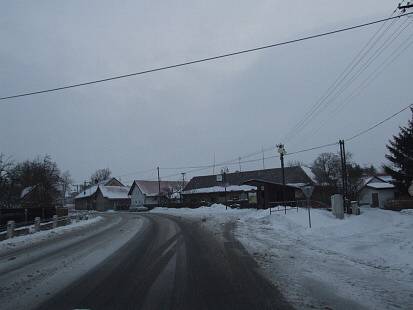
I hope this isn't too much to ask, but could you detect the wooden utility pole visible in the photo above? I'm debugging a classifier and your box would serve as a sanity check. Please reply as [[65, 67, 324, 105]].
[[213, 152, 216, 175], [262, 146, 265, 170], [277, 144, 287, 202], [157, 167, 161, 208], [223, 171, 228, 210], [399, 2, 413, 11], [339, 140, 349, 212], [181, 172, 185, 204]]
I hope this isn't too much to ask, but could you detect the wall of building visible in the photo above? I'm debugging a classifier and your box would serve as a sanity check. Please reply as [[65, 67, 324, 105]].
[[95, 192, 113, 211], [359, 188, 395, 208], [75, 198, 92, 210], [130, 186, 145, 208]]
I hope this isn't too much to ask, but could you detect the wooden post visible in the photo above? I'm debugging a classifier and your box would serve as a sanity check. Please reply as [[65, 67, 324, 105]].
[[34, 217, 41, 232], [157, 167, 161, 208], [53, 215, 58, 229], [7, 220, 15, 239]]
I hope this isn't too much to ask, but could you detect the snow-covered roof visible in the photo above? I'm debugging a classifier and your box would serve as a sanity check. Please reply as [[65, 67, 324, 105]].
[[182, 185, 256, 195], [99, 186, 130, 199], [287, 182, 308, 188], [359, 175, 395, 191], [75, 185, 99, 199], [366, 182, 395, 190], [20, 186, 35, 199], [301, 166, 317, 183], [377, 175, 394, 183], [129, 180, 184, 196]]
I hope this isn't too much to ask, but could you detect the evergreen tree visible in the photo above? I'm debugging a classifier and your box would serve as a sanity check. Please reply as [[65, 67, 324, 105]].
[[384, 108, 413, 195]]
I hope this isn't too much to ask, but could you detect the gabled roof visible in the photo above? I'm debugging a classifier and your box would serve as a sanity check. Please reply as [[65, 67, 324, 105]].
[[366, 182, 395, 190], [184, 166, 313, 191], [98, 186, 130, 200], [75, 177, 125, 199], [359, 175, 395, 191], [128, 180, 185, 196]]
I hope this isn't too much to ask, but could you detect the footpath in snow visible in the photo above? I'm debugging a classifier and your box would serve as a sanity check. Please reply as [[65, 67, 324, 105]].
[[153, 205, 413, 310]]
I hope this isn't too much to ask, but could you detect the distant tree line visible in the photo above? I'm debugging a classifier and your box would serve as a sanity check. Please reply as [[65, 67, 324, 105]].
[[0, 154, 72, 208]]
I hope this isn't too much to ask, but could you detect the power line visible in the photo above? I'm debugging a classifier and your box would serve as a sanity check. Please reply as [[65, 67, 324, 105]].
[[1, 12, 413, 102], [346, 103, 413, 142], [157, 102, 413, 179], [295, 19, 413, 145], [282, 9, 405, 145]]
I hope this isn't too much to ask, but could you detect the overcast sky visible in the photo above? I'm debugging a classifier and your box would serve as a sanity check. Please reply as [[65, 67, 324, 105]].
[[1, 1, 412, 184]]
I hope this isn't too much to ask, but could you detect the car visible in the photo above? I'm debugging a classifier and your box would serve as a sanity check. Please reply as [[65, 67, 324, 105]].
[[129, 206, 149, 212]]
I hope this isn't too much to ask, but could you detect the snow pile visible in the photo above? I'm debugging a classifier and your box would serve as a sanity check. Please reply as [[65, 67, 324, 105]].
[[152, 205, 413, 309]]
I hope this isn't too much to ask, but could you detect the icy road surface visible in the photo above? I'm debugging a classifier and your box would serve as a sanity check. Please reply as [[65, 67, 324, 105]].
[[0, 213, 143, 310], [153, 205, 413, 310], [0, 212, 291, 310]]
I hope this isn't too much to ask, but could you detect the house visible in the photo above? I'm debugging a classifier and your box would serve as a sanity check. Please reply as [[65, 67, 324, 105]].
[[182, 166, 314, 208], [20, 184, 56, 209], [128, 180, 185, 208], [74, 178, 130, 211], [358, 175, 396, 208]]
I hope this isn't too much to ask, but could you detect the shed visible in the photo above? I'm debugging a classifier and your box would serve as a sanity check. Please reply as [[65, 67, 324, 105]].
[[358, 176, 396, 208]]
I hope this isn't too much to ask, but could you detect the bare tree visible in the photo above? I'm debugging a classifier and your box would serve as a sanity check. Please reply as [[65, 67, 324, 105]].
[[60, 170, 73, 206], [311, 152, 342, 187], [0, 154, 14, 207], [287, 160, 303, 167], [8, 155, 62, 206], [90, 168, 111, 184]]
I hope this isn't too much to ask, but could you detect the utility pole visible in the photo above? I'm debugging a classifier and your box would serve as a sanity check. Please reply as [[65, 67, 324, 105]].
[[157, 167, 161, 208], [262, 146, 265, 169], [399, 2, 413, 12], [238, 157, 242, 172], [277, 144, 287, 201], [339, 140, 348, 213], [223, 170, 228, 210], [213, 152, 216, 175], [181, 172, 185, 204]]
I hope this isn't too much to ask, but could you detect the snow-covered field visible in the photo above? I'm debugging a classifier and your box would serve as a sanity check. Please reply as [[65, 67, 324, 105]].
[[153, 205, 413, 310]]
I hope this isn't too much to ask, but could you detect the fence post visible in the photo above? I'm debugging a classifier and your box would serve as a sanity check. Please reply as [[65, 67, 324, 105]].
[[34, 217, 41, 232], [307, 198, 312, 228], [53, 215, 58, 229], [7, 220, 15, 239]]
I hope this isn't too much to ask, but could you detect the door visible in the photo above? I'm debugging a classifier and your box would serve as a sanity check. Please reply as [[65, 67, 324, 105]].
[[371, 193, 379, 208]]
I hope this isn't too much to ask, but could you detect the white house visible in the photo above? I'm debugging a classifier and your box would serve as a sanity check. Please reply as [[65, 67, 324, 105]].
[[358, 176, 396, 208], [128, 180, 184, 208]]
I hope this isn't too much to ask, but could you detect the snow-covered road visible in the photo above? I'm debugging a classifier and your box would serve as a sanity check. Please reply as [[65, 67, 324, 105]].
[[153, 205, 413, 310], [0, 213, 144, 310]]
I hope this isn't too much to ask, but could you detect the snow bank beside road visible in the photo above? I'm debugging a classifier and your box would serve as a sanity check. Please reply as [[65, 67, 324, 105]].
[[0, 216, 103, 254], [153, 205, 413, 309]]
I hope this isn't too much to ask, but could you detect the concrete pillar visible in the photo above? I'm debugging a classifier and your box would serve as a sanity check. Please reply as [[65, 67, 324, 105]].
[[331, 194, 344, 219], [34, 217, 41, 232], [7, 220, 15, 239], [52, 215, 58, 229]]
